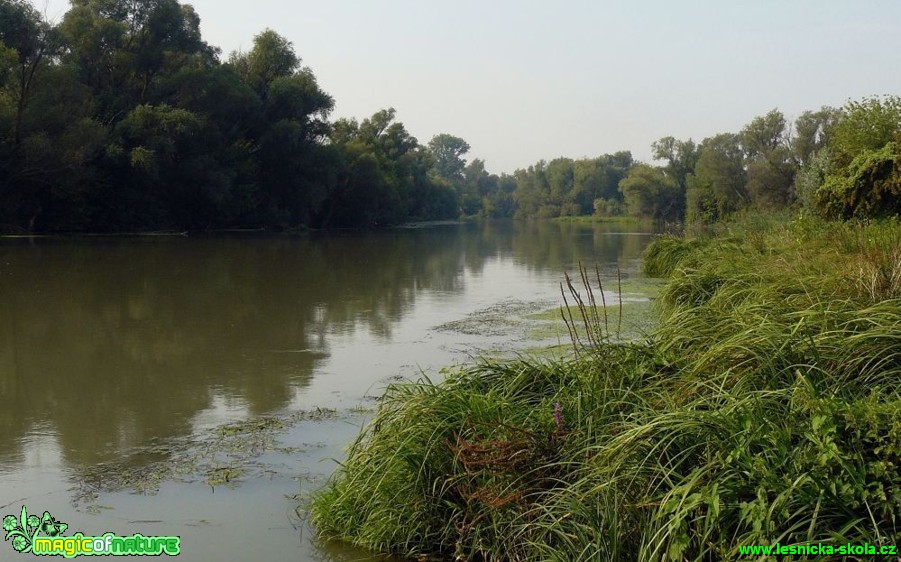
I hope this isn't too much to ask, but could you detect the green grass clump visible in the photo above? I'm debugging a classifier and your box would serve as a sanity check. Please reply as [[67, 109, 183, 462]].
[[312, 214, 901, 561], [641, 236, 711, 277]]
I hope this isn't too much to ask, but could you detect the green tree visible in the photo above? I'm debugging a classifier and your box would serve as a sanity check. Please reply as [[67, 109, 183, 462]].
[[230, 29, 298, 99], [740, 109, 786, 160], [686, 133, 748, 222], [512, 152, 632, 218], [790, 107, 841, 167], [572, 158, 608, 214], [740, 110, 795, 209], [160, 63, 262, 225], [228, 28, 334, 226], [513, 161, 549, 218], [104, 103, 204, 226], [745, 153, 795, 210], [618, 163, 681, 220], [321, 109, 447, 227], [428, 133, 470, 182], [815, 96, 901, 219], [0, 0, 53, 146], [817, 142, 901, 219], [545, 157, 574, 214], [651, 136, 698, 191], [462, 158, 494, 216], [829, 95, 901, 166], [484, 174, 516, 218], [60, 0, 215, 118]]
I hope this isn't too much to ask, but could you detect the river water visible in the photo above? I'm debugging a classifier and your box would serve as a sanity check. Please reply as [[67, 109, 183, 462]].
[[0, 220, 657, 561]]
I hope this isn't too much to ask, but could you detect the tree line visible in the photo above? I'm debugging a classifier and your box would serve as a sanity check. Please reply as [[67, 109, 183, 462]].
[[0, 0, 483, 232], [618, 99, 900, 223], [1, 0, 897, 233], [514, 99, 899, 224]]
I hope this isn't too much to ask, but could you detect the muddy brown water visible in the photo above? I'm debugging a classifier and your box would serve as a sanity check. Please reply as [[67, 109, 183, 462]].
[[0, 220, 657, 561]]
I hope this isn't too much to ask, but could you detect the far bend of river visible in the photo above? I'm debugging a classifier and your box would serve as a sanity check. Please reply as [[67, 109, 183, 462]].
[[0, 220, 658, 561]]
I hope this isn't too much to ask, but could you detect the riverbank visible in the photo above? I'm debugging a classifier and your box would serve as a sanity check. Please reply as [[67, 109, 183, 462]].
[[310, 213, 901, 560]]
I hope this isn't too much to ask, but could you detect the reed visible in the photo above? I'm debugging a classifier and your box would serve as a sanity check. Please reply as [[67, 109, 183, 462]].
[[311, 213, 901, 561]]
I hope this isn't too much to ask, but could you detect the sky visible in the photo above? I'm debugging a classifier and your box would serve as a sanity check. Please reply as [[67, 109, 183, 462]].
[[33, 0, 901, 174]]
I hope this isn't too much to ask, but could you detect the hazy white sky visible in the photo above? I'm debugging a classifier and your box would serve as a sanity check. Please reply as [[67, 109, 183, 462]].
[[34, 0, 901, 173]]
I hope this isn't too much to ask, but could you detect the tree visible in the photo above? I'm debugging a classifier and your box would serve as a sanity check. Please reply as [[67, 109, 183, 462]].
[[60, 0, 215, 118], [462, 158, 492, 216], [649, 136, 698, 220], [740, 109, 786, 161], [815, 96, 901, 219], [652, 136, 698, 190], [229, 28, 333, 226], [428, 133, 470, 181], [794, 148, 832, 210], [319, 109, 451, 228], [618, 163, 682, 220], [790, 107, 841, 167], [231, 29, 299, 100], [572, 158, 607, 214], [0, 0, 53, 146], [829, 95, 901, 166], [545, 157, 574, 214], [745, 152, 795, 210], [513, 161, 549, 218], [686, 133, 748, 222], [740, 110, 795, 209], [817, 142, 901, 219]]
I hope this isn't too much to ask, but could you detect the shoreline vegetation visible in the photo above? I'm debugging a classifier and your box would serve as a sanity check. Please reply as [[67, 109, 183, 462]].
[[310, 212, 901, 561], [3, 1, 899, 234]]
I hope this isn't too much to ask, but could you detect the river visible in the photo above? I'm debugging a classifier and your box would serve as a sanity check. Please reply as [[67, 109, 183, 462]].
[[0, 220, 657, 561]]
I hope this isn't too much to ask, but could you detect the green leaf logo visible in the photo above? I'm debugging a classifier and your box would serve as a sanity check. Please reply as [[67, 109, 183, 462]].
[[3, 507, 68, 555]]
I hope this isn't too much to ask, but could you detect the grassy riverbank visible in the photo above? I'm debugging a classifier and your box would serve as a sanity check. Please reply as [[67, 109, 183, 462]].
[[551, 215, 658, 227], [311, 213, 901, 561]]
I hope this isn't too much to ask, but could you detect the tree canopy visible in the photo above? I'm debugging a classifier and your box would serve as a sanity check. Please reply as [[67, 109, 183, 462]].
[[0, 0, 896, 232]]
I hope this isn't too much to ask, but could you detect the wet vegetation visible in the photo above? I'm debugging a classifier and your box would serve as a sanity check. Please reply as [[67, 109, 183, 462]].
[[311, 214, 901, 560], [75, 408, 338, 512]]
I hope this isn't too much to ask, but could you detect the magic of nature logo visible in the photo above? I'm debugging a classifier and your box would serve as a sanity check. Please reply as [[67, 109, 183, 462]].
[[3, 506, 180, 557]]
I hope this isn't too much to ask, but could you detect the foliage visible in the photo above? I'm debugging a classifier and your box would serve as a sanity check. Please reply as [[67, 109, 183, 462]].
[[652, 136, 698, 191], [794, 148, 832, 211], [685, 133, 748, 222], [0, 0, 897, 231], [428, 133, 470, 181], [790, 107, 841, 167], [513, 153, 633, 219], [0, 1, 479, 232], [829, 95, 901, 167], [814, 96, 901, 219], [739, 108, 786, 160], [618, 163, 683, 220], [312, 215, 901, 560], [816, 142, 901, 219]]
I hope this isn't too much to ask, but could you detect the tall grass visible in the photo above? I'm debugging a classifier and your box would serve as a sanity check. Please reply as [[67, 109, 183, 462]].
[[311, 214, 901, 561]]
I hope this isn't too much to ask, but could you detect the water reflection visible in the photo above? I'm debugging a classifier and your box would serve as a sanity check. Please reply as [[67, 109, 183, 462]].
[[0, 221, 654, 474]]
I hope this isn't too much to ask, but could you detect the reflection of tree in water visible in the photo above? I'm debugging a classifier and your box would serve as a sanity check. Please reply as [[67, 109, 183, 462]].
[[0, 240, 319, 469], [0, 222, 657, 472], [0, 230, 473, 469], [469, 220, 656, 277], [303, 228, 469, 340]]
